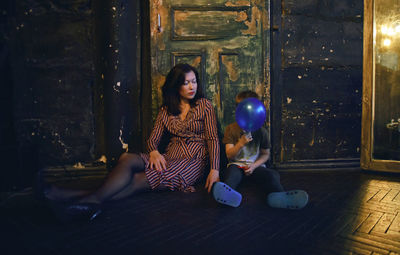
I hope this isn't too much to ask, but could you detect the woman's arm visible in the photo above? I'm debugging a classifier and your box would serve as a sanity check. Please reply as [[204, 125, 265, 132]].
[[148, 108, 167, 171], [203, 100, 220, 192]]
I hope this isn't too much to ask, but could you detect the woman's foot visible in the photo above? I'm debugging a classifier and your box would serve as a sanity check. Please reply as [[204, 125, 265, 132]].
[[35, 173, 92, 202], [35, 170, 103, 221], [212, 182, 242, 207], [49, 201, 103, 222], [39, 183, 76, 201], [64, 202, 103, 221], [267, 190, 309, 209], [34, 169, 71, 201]]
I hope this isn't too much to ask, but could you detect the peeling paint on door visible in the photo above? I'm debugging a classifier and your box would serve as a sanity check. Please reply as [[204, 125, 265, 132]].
[[150, 0, 270, 132], [221, 55, 239, 81]]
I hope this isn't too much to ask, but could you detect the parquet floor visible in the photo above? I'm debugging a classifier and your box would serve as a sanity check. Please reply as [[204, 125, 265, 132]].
[[1, 169, 400, 255]]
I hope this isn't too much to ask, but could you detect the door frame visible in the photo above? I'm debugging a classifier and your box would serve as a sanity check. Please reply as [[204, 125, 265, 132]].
[[270, 0, 282, 168], [360, 0, 400, 173]]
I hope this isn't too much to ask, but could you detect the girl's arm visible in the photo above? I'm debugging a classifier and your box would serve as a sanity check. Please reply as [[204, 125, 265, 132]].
[[225, 133, 252, 160]]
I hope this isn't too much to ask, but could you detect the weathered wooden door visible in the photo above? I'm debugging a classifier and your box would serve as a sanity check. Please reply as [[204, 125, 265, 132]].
[[270, 0, 362, 169], [150, 0, 270, 133]]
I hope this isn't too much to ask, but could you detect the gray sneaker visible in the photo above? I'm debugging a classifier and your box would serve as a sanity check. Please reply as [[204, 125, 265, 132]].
[[267, 190, 309, 209]]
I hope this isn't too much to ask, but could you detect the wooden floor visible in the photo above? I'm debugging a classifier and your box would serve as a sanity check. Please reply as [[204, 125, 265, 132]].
[[1, 169, 400, 255]]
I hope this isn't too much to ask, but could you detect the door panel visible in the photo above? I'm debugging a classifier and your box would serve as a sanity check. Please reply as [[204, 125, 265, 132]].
[[270, 0, 362, 169], [150, 0, 270, 133], [172, 8, 250, 40]]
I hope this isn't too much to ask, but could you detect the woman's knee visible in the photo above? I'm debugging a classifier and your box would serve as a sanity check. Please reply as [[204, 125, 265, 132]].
[[118, 152, 131, 162], [118, 153, 144, 169]]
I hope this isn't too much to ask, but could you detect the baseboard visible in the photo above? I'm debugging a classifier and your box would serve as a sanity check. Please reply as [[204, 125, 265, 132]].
[[274, 158, 360, 171], [42, 165, 109, 180]]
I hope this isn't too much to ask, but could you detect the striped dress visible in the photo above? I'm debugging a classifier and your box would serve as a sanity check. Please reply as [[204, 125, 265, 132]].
[[140, 98, 220, 192]]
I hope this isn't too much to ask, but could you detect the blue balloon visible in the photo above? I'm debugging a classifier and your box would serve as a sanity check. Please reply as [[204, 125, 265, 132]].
[[235, 98, 266, 132]]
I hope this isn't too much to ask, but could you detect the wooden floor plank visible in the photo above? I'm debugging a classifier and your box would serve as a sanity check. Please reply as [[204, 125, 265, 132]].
[[388, 213, 400, 232], [339, 212, 371, 235], [342, 232, 400, 253], [371, 213, 397, 234], [369, 189, 391, 202], [356, 212, 384, 234], [382, 190, 400, 203]]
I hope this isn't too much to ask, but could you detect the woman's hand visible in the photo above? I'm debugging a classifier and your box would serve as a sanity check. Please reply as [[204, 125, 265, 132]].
[[205, 169, 220, 193], [149, 150, 167, 172]]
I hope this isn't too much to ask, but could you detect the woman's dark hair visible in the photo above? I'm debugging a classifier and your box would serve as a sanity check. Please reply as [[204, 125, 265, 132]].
[[162, 63, 204, 115]]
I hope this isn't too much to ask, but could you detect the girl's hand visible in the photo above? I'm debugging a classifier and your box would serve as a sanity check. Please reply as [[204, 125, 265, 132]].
[[243, 164, 256, 176], [238, 132, 253, 146], [149, 150, 167, 172]]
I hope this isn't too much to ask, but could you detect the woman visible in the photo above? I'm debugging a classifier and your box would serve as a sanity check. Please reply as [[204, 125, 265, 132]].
[[42, 63, 220, 220]]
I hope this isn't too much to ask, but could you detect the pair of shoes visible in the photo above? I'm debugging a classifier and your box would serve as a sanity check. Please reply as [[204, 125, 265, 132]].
[[267, 190, 309, 209], [49, 201, 103, 222], [212, 182, 242, 207]]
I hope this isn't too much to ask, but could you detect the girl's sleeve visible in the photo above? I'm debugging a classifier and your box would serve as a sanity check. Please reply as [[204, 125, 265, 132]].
[[203, 99, 220, 170], [147, 108, 167, 153]]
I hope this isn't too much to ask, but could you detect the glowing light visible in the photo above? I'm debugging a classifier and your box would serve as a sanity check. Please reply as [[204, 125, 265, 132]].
[[381, 25, 388, 34], [383, 39, 391, 46], [380, 23, 400, 36]]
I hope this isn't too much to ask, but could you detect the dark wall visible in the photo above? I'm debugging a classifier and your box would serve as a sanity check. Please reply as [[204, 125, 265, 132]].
[[271, 0, 363, 167], [0, 0, 145, 190], [1, 0, 98, 190], [8, 0, 96, 166], [1, 1, 19, 190], [0, 0, 364, 189]]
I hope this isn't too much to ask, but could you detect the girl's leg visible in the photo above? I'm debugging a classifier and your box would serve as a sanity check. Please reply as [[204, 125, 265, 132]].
[[251, 167, 284, 195], [221, 164, 244, 190], [252, 167, 309, 209], [213, 164, 244, 207]]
